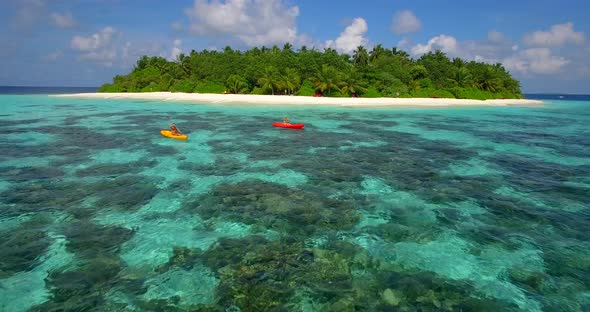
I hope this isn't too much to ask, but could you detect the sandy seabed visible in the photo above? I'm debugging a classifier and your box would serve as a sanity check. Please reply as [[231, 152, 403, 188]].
[[54, 92, 544, 108]]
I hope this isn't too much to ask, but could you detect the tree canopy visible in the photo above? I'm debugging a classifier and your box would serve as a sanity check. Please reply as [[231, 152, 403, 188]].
[[99, 44, 523, 100]]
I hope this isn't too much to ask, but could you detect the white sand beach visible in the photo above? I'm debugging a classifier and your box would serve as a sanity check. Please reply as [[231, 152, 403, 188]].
[[54, 92, 544, 107]]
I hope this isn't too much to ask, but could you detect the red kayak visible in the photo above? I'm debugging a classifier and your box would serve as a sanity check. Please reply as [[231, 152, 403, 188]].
[[273, 122, 304, 129]]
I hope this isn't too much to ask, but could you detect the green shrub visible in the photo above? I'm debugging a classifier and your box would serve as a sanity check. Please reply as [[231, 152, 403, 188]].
[[381, 78, 408, 97], [295, 80, 315, 96], [169, 80, 196, 93], [326, 90, 348, 97], [450, 87, 503, 100], [418, 78, 434, 89], [251, 87, 266, 95], [363, 86, 382, 98], [194, 82, 226, 93], [158, 74, 173, 91], [98, 83, 124, 93], [411, 88, 455, 98], [140, 82, 161, 92]]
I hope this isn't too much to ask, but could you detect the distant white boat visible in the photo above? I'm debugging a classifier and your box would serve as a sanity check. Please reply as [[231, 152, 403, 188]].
[[559, 95, 564, 98]]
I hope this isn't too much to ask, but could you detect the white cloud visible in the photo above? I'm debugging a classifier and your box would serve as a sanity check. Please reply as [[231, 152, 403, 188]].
[[396, 38, 413, 51], [325, 18, 368, 54], [409, 30, 519, 64], [184, 0, 300, 46], [504, 48, 569, 75], [488, 30, 507, 44], [71, 27, 118, 65], [71, 27, 116, 52], [411, 34, 458, 55], [120, 41, 171, 69], [50, 12, 77, 28], [523, 22, 585, 46], [408, 30, 572, 76], [391, 10, 421, 35], [170, 39, 183, 60]]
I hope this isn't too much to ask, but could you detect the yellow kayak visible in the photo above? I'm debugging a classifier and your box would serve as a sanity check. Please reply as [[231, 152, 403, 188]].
[[160, 130, 188, 140]]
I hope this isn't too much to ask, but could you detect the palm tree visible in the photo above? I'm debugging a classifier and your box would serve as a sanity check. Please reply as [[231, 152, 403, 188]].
[[339, 70, 367, 96], [410, 65, 428, 81], [476, 67, 502, 92], [283, 42, 293, 53], [392, 47, 410, 58], [452, 57, 466, 68], [312, 64, 341, 95], [223, 46, 234, 54], [353, 46, 369, 67], [175, 53, 190, 77], [258, 66, 280, 95], [448, 67, 473, 88], [226, 74, 248, 94], [369, 44, 386, 63], [281, 68, 300, 95], [408, 80, 421, 93], [271, 45, 280, 54]]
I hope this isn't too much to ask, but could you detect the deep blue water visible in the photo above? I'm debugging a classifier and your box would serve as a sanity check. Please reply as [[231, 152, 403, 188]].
[[0, 86, 98, 95], [525, 93, 590, 102], [0, 94, 589, 311]]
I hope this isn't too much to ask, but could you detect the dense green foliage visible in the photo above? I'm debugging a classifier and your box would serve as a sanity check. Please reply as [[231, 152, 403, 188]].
[[99, 44, 523, 99]]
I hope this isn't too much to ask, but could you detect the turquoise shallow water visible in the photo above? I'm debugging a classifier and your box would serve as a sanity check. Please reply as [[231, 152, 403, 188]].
[[0, 95, 589, 311]]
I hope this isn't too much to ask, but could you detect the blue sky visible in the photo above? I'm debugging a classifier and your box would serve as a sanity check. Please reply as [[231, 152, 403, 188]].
[[1, 0, 589, 93]]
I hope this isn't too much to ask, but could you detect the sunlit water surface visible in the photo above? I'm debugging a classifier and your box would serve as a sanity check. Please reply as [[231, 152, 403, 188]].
[[0, 94, 589, 311]]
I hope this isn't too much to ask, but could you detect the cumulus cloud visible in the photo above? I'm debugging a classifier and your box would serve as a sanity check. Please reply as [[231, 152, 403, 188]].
[[184, 0, 300, 46], [170, 39, 183, 60], [488, 30, 508, 44], [523, 22, 585, 46], [409, 30, 521, 65], [50, 12, 77, 28], [71, 27, 118, 65], [504, 48, 569, 75], [325, 18, 368, 54], [411, 34, 458, 55], [391, 10, 421, 35], [407, 29, 572, 76]]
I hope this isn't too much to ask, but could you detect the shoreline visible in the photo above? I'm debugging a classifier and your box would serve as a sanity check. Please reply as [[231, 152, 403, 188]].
[[52, 92, 544, 108]]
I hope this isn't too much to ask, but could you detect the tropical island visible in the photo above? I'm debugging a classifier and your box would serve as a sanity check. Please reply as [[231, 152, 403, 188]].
[[58, 44, 542, 107], [99, 44, 522, 99]]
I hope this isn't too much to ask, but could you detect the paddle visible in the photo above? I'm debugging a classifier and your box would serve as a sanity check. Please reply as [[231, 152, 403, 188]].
[[166, 116, 183, 134]]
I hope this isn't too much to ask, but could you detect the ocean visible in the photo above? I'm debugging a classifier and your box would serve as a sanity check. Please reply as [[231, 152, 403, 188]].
[[0, 90, 588, 311], [0, 86, 98, 95]]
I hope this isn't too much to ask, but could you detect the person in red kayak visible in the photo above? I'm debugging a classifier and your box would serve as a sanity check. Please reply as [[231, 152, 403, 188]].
[[170, 123, 182, 136], [283, 117, 290, 124]]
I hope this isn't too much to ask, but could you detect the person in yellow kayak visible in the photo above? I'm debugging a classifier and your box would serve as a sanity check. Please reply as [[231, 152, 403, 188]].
[[170, 123, 182, 136], [283, 117, 290, 124]]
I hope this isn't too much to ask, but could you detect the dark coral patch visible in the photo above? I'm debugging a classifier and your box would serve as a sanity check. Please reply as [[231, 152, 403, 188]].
[[0, 166, 65, 182], [32, 256, 146, 312], [0, 218, 52, 278], [178, 157, 243, 176], [0, 181, 92, 217], [92, 175, 161, 211], [188, 181, 359, 236], [64, 221, 135, 257], [75, 159, 158, 177]]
